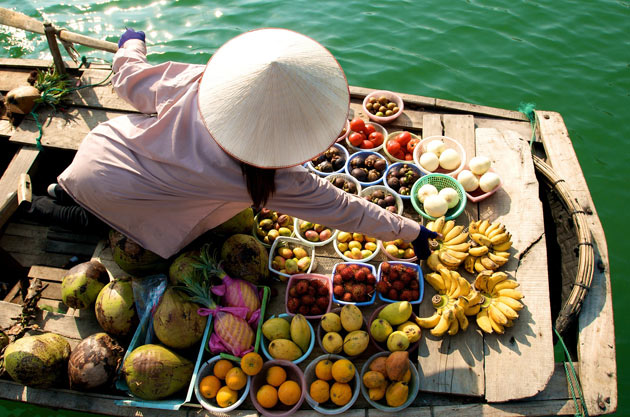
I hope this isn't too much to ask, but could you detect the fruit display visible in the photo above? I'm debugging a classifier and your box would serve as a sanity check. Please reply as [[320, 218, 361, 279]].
[[318, 305, 370, 356], [295, 219, 336, 244], [197, 357, 250, 410], [385, 163, 422, 197], [473, 271, 524, 334], [458, 156, 502, 196], [253, 209, 295, 246], [306, 356, 359, 410], [252, 362, 305, 413], [346, 152, 388, 184], [310, 145, 347, 173], [360, 351, 417, 410], [369, 302, 421, 352], [416, 183, 460, 218], [270, 238, 314, 278], [285, 275, 331, 317], [335, 232, 379, 262], [376, 262, 421, 302], [328, 173, 359, 194], [347, 117, 385, 150], [381, 239, 416, 260], [416, 138, 462, 173], [424, 216, 470, 271], [464, 219, 513, 273], [416, 268, 482, 337], [262, 314, 312, 362], [365, 95, 400, 118], [331, 262, 377, 303], [384, 131, 419, 161], [362, 187, 400, 214]]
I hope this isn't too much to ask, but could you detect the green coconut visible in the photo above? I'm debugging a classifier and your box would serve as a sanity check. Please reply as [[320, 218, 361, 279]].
[[152, 287, 207, 350], [61, 260, 110, 309], [168, 249, 202, 285], [4, 333, 71, 388], [121, 344, 194, 400], [68, 333, 124, 391], [209, 208, 255, 236], [0, 330, 8, 350], [220, 234, 269, 284], [109, 230, 170, 277], [95, 278, 138, 337]]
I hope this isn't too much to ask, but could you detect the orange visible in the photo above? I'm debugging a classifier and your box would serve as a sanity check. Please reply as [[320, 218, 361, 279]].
[[330, 382, 352, 406], [266, 365, 287, 387], [225, 367, 247, 391], [198, 375, 222, 399], [315, 359, 333, 381], [309, 379, 330, 404], [240, 352, 263, 376], [278, 380, 301, 406], [216, 386, 238, 408], [213, 359, 234, 380], [331, 359, 355, 383], [256, 384, 278, 408]]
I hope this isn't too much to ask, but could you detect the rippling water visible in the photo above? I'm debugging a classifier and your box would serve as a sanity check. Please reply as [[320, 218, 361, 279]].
[[1, 0, 629, 415]]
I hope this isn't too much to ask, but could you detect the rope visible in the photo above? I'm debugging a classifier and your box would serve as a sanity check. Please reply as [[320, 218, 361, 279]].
[[554, 327, 589, 416], [518, 102, 538, 148]]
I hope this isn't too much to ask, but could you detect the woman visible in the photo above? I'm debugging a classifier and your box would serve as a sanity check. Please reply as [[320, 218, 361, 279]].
[[38, 28, 437, 259]]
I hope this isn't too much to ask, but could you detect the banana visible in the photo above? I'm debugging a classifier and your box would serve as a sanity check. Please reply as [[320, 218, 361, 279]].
[[471, 233, 493, 247], [447, 308, 460, 336], [487, 251, 509, 266], [494, 300, 519, 321], [476, 309, 493, 333], [415, 311, 442, 328], [457, 276, 471, 296], [485, 222, 503, 237], [464, 303, 481, 316], [465, 289, 482, 306], [489, 315, 505, 334], [464, 255, 476, 274], [290, 314, 311, 353], [494, 251, 511, 259], [425, 272, 446, 292], [426, 251, 442, 271], [492, 241, 512, 252], [496, 288, 524, 300], [433, 216, 445, 234], [489, 303, 510, 327], [492, 279, 520, 292], [426, 221, 435, 232], [448, 270, 461, 297], [468, 220, 481, 235], [431, 309, 454, 337], [480, 255, 499, 271], [444, 225, 464, 242], [478, 220, 490, 234], [474, 271, 491, 292], [443, 242, 470, 252], [446, 248, 470, 260], [468, 245, 489, 257], [486, 271, 508, 293], [441, 220, 455, 238], [444, 231, 469, 246], [474, 256, 486, 273], [496, 296, 523, 312], [503, 320, 514, 328], [439, 268, 453, 294], [439, 251, 464, 269], [454, 300, 469, 331], [490, 232, 511, 246]]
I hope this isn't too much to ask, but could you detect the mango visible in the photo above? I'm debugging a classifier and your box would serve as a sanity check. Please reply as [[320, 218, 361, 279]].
[[337, 232, 352, 243], [278, 227, 292, 237], [370, 318, 393, 343], [340, 304, 363, 332], [285, 259, 299, 274], [305, 230, 320, 241], [386, 381, 409, 407], [278, 247, 294, 259], [293, 247, 308, 259], [299, 221, 314, 234], [262, 317, 291, 341], [290, 314, 311, 353], [385, 244, 400, 257], [313, 224, 325, 233], [320, 313, 342, 333], [277, 214, 290, 226], [397, 321, 422, 343], [343, 330, 369, 356], [378, 301, 412, 326], [386, 351, 410, 381], [319, 229, 332, 241], [369, 385, 387, 401], [362, 370, 386, 389], [297, 256, 311, 272], [259, 218, 274, 230], [387, 331, 410, 352], [268, 338, 302, 361], [272, 256, 286, 270], [321, 332, 343, 354]]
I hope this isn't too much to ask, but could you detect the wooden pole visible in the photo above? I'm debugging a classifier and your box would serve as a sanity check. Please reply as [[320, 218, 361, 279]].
[[43, 23, 66, 75]]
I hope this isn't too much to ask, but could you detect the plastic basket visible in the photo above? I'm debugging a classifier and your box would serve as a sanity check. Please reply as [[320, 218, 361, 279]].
[[382, 162, 423, 201], [362, 90, 404, 124], [260, 313, 315, 364], [194, 355, 251, 413], [306, 143, 349, 177], [326, 172, 362, 195], [285, 273, 332, 319], [304, 354, 361, 414], [330, 262, 376, 306], [344, 150, 389, 188], [367, 304, 421, 353], [382, 131, 421, 163], [345, 121, 387, 153], [293, 218, 338, 247], [268, 237, 316, 281], [413, 135, 466, 178], [360, 185, 404, 216], [360, 352, 419, 412], [376, 261, 424, 304], [410, 173, 467, 221]]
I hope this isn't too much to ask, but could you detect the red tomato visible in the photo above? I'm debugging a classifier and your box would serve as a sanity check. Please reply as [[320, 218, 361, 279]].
[[364, 124, 376, 135], [349, 132, 365, 147], [369, 132, 384, 146], [386, 140, 401, 155], [361, 140, 375, 149], [350, 118, 366, 133], [396, 131, 412, 146], [404, 152, 414, 161], [407, 138, 419, 153], [393, 150, 405, 160]]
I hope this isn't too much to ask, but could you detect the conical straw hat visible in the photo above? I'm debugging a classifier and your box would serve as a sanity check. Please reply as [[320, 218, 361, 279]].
[[198, 28, 350, 168]]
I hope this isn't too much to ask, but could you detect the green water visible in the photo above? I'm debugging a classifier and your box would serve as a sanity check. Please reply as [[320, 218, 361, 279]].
[[1, 0, 628, 415]]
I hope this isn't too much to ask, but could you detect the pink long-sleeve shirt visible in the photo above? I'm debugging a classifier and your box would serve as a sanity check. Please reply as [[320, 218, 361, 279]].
[[58, 39, 420, 258]]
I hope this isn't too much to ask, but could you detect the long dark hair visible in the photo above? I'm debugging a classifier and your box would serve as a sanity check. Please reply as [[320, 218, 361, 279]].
[[241, 163, 276, 209]]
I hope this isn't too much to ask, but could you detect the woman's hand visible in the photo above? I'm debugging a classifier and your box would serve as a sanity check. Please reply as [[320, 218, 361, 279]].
[[118, 28, 146, 47], [411, 226, 440, 260]]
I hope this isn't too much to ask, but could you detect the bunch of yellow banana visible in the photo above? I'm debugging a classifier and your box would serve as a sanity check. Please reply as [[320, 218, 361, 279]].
[[473, 271, 524, 334], [415, 267, 483, 337], [464, 219, 513, 274], [425, 217, 470, 272]]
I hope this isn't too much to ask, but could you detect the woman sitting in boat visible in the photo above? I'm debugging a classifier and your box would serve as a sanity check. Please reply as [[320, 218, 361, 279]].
[[25, 28, 439, 260]]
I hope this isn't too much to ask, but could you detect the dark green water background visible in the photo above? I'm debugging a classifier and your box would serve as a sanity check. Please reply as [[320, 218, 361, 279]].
[[1, 0, 628, 415]]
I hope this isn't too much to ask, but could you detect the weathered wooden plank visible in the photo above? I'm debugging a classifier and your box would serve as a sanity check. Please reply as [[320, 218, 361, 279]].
[[10, 106, 128, 150], [72, 69, 138, 112], [0, 68, 34, 92], [537, 110, 617, 415], [476, 128, 554, 402], [474, 116, 533, 142], [417, 115, 484, 397], [28, 265, 67, 282], [0, 146, 40, 230], [531, 362, 577, 401], [0, 58, 79, 69], [350, 85, 436, 108], [0, 119, 13, 138], [430, 399, 577, 416], [436, 98, 528, 122]]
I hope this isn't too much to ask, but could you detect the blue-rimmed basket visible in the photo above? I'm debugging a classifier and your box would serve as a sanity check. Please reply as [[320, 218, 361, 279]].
[[307, 143, 349, 177], [344, 150, 389, 188], [376, 261, 424, 304], [260, 313, 315, 365], [410, 173, 467, 221], [330, 262, 377, 306], [382, 162, 423, 201]]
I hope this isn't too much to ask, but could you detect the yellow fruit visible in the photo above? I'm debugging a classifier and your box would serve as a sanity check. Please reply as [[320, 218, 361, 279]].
[[402, 368, 411, 383], [225, 367, 247, 391], [309, 379, 330, 403], [386, 381, 409, 407], [330, 382, 352, 406], [198, 375, 221, 399], [216, 386, 238, 408], [256, 384, 278, 408], [362, 370, 386, 389], [369, 385, 387, 401], [278, 380, 301, 406], [240, 352, 263, 376], [266, 365, 287, 387], [213, 359, 234, 380], [315, 359, 334, 381], [331, 359, 355, 383]]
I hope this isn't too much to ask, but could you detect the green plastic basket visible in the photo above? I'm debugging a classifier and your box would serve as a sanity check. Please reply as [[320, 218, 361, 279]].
[[410, 173, 467, 220]]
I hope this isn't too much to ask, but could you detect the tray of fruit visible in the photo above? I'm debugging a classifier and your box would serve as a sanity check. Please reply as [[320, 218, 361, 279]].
[[383, 162, 423, 200], [345, 151, 389, 187], [376, 261, 423, 304], [333, 232, 380, 262], [307, 143, 349, 176], [261, 313, 314, 365], [413, 135, 466, 177], [294, 219, 338, 246], [457, 156, 502, 202], [253, 209, 295, 247], [331, 262, 377, 305], [383, 131, 420, 163], [379, 239, 417, 262], [304, 355, 361, 414], [318, 306, 370, 357], [195, 355, 251, 412], [360, 351, 419, 412], [368, 301, 422, 353], [285, 273, 332, 319], [251, 360, 306, 417], [269, 237, 316, 281], [346, 117, 387, 152]]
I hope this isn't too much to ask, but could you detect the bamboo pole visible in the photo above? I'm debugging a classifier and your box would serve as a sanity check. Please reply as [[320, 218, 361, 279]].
[[0, 7, 118, 53]]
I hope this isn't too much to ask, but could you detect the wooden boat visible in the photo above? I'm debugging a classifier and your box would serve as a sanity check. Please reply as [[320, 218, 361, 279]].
[[0, 14, 617, 417]]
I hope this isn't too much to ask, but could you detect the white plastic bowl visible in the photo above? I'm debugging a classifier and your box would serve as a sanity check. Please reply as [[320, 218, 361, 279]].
[[307, 143, 350, 177], [345, 121, 388, 153], [194, 355, 251, 413], [293, 218, 338, 247], [360, 185, 404, 216], [268, 237, 316, 281], [326, 172, 362, 195], [413, 135, 466, 178], [333, 232, 381, 263]]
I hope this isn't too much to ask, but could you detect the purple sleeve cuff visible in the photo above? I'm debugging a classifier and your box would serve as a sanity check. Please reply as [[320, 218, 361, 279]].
[[411, 225, 438, 260], [118, 28, 146, 47]]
